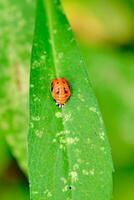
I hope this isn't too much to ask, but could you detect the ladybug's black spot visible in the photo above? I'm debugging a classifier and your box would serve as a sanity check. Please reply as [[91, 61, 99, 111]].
[[57, 82, 59, 84], [64, 88, 68, 94], [56, 91, 60, 95], [56, 88, 60, 95]]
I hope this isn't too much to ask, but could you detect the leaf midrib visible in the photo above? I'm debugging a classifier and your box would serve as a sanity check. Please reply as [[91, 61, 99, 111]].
[[45, 0, 59, 77], [44, 1, 73, 199]]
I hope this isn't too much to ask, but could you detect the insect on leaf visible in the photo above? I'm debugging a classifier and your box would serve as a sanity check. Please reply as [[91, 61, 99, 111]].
[[28, 0, 113, 199]]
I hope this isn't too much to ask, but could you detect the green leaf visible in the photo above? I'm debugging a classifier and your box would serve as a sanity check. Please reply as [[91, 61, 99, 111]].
[[28, 0, 113, 199], [0, 0, 35, 173]]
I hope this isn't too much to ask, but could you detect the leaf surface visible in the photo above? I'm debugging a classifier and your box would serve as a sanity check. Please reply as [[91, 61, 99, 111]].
[[29, 0, 113, 199]]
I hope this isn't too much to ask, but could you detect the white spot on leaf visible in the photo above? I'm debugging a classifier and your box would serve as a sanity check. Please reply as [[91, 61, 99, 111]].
[[62, 185, 68, 192], [52, 138, 57, 143], [44, 189, 52, 198], [69, 171, 78, 183], [35, 130, 44, 138], [61, 177, 67, 184], [33, 97, 40, 102], [58, 52, 64, 59], [47, 192, 52, 198], [99, 131, 105, 140], [82, 169, 89, 176], [66, 137, 79, 145], [78, 93, 85, 102], [89, 169, 95, 176], [63, 113, 72, 123], [55, 112, 62, 118], [32, 116, 40, 121], [89, 106, 97, 113]]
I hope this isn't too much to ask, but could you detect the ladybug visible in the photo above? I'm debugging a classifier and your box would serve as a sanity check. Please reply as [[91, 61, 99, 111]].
[[51, 78, 71, 108]]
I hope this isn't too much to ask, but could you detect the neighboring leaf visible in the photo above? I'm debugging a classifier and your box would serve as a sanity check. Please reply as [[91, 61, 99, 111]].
[[0, 134, 11, 176], [82, 46, 134, 167], [0, 0, 35, 173], [28, 0, 113, 200], [0, 181, 29, 200], [63, 0, 133, 44]]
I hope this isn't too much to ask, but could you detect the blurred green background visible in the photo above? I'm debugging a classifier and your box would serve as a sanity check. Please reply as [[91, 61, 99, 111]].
[[0, 0, 134, 199]]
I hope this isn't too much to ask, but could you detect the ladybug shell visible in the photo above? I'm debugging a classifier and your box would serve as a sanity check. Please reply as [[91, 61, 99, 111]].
[[51, 78, 71, 106]]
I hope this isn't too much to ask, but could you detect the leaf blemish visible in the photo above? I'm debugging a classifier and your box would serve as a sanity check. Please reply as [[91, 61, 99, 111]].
[[54, 131, 79, 149], [32, 116, 40, 121], [33, 96, 41, 102], [89, 106, 97, 113], [35, 130, 44, 138], [55, 112, 62, 118], [62, 185, 74, 192], [99, 131, 105, 140], [56, 130, 70, 137], [82, 168, 95, 176], [89, 169, 95, 176], [89, 107, 103, 125], [61, 177, 67, 184], [58, 52, 64, 59], [52, 138, 57, 143], [52, 130, 70, 147], [63, 113, 72, 123], [78, 93, 85, 102], [41, 51, 47, 58], [82, 169, 89, 176], [61, 177, 68, 192], [65, 137, 79, 145], [40, 54, 46, 61], [44, 189, 52, 198], [62, 185, 68, 192], [69, 171, 79, 183], [47, 192, 52, 198], [32, 60, 40, 69]]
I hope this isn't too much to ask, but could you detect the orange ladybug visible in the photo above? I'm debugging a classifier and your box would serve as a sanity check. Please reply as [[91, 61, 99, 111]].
[[51, 78, 71, 108]]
